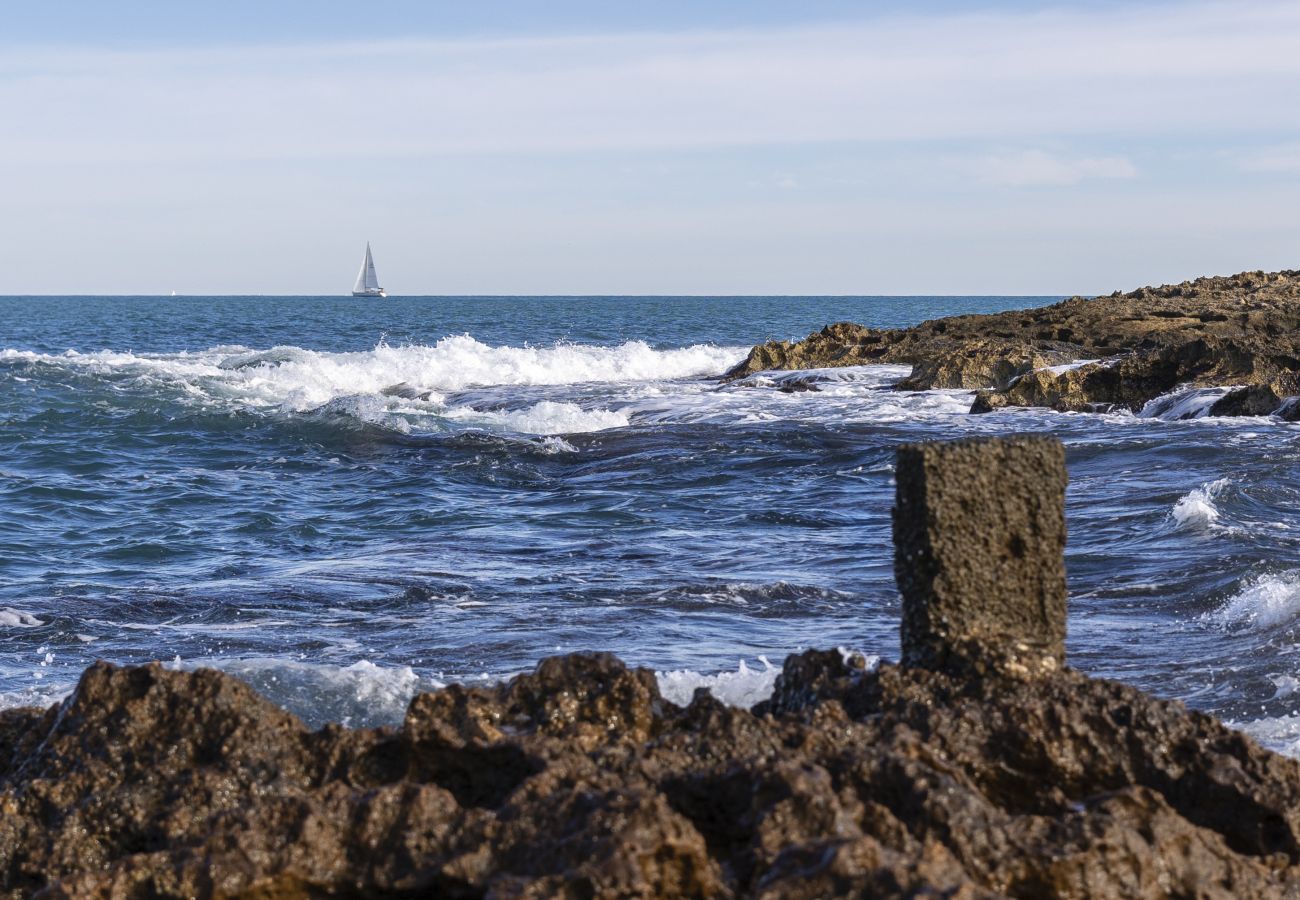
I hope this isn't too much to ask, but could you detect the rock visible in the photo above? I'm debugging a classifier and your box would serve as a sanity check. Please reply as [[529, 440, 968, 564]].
[[1209, 384, 1284, 417], [723, 322, 887, 381], [894, 339, 1076, 391], [7, 651, 1300, 897], [725, 269, 1300, 416], [894, 436, 1067, 677]]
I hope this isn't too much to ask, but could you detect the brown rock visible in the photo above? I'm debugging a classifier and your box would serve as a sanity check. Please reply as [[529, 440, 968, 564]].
[[725, 269, 1300, 417]]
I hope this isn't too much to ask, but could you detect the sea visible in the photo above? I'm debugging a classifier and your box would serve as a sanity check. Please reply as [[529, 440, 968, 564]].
[[3, 295, 1299, 755]]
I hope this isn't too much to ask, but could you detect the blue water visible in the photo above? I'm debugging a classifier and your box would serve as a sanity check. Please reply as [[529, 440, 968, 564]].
[[4, 295, 1300, 752]]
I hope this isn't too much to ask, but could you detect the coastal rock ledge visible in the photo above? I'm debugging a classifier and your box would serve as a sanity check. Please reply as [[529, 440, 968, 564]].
[[5, 436, 1300, 898], [723, 269, 1300, 417], [5, 652, 1300, 898]]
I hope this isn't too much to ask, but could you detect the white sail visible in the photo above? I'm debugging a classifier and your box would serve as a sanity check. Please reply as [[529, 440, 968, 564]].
[[352, 243, 384, 295]]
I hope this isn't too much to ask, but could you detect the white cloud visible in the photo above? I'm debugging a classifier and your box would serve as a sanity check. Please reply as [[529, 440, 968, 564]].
[[0, 1, 1298, 164], [969, 150, 1138, 187], [1240, 144, 1300, 173]]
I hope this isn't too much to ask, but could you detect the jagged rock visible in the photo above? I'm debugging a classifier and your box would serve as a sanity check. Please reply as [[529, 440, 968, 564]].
[[725, 270, 1300, 417], [895, 339, 1077, 391], [7, 650, 1300, 897]]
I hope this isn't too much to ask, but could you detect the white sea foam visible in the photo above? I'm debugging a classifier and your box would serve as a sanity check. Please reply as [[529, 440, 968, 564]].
[[655, 650, 880, 709], [1272, 674, 1300, 699], [538, 436, 579, 454], [1210, 570, 1300, 630], [1233, 714, 1300, 758], [656, 658, 782, 709], [3, 337, 743, 436], [207, 657, 442, 728], [2, 337, 742, 406], [0, 608, 44, 628], [1040, 358, 1101, 376], [1139, 386, 1240, 420], [1170, 478, 1230, 530], [445, 400, 630, 435], [0, 682, 71, 711]]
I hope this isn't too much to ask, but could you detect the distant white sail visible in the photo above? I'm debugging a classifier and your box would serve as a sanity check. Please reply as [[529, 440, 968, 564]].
[[352, 243, 385, 297]]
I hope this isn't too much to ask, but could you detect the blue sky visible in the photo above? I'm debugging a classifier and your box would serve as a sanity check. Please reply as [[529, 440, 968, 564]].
[[2, 1, 1298, 294]]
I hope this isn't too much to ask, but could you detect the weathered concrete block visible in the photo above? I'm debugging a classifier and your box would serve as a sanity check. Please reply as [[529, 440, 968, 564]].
[[893, 436, 1067, 677]]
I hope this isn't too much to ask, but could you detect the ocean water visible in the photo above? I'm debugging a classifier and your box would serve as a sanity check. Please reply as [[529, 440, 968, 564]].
[[4, 295, 1300, 755]]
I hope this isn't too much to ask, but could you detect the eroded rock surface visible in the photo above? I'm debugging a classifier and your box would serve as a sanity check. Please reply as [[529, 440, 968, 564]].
[[724, 270, 1300, 416], [1, 651, 1299, 898]]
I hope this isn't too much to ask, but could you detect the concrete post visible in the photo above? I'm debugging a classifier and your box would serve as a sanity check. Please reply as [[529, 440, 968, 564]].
[[893, 436, 1068, 677]]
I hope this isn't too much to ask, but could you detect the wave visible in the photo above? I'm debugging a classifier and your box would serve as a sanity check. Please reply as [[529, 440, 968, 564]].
[[1170, 478, 1230, 530], [657, 658, 781, 709], [2, 337, 742, 436], [2, 336, 743, 403], [444, 400, 630, 435], [0, 607, 44, 628], [1209, 570, 1300, 630], [186, 657, 445, 729], [1139, 386, 1239, 420]]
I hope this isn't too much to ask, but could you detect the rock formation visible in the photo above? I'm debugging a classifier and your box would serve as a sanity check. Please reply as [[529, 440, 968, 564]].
[[3, 437, 1300, 898], [723, 270, 1300, 417]]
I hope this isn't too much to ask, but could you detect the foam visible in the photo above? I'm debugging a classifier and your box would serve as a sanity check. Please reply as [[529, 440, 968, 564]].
[[445, 400, 630, 435], [1232, 713, 1300, 758], [538, 436, 579, 454], [656, 658, 782, 709], [0, 682, 71, 712], [1210, 570, 1300, 630], [1043, 359, 1100, 375], [655, 649, 880, 709], [0, 608, 44, 628], [3, 337, 744, 436], [1139, 386, 1239, 420], [1272, 674, 1300, 699], [2, 337, 743, 409], [1170, 478, 1229, 530], [202, 657, 443, 728]]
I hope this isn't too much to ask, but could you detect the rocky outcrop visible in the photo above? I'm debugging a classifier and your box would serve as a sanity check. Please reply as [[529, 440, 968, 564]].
[[4, 436, 1300, 898], [6, 651, 1300, 897], [725, 270, 1300, 416]]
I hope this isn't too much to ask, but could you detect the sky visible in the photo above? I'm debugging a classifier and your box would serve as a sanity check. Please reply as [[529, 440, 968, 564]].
[[2, 0, 1299, 295]]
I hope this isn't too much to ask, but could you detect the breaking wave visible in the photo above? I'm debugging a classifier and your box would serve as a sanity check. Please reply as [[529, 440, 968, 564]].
[[0, 608, 44, 628], [1209, 570, 1300, 631], [1, 337, 742, 404], [1, 337, 742, 436], [1170, 478, 1230, 530], [657, 658, 782, 709]]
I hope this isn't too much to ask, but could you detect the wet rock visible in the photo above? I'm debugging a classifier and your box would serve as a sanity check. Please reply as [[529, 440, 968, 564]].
[[894, 436, 1067, 677], [723, 322, 888, 380], [726, 269, 1300, 416], [1209, 384, 1285, 417]]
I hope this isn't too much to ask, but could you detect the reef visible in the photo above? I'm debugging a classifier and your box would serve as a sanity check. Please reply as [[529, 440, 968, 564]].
[[3, 436, 1300, 898], [723, 269, 1300, 417]]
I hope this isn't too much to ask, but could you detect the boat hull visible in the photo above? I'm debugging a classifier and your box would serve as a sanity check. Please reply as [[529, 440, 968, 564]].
[[352, 290, 387, 298]]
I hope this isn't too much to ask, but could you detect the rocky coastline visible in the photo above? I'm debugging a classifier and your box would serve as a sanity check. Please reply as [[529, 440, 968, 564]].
[[4, 436, 1300, 897], [723, 270, 1300, 418]]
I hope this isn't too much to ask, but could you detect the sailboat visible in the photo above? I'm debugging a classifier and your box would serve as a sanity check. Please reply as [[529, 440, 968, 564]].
[[351, 243, 386, 298]]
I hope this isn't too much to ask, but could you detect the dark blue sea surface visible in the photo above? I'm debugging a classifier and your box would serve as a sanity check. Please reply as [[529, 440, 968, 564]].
[[3, 294, 1300, 753]]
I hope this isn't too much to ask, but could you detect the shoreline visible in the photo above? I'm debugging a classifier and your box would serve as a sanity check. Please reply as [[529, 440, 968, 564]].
[[724, 269, 1300, 420]]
